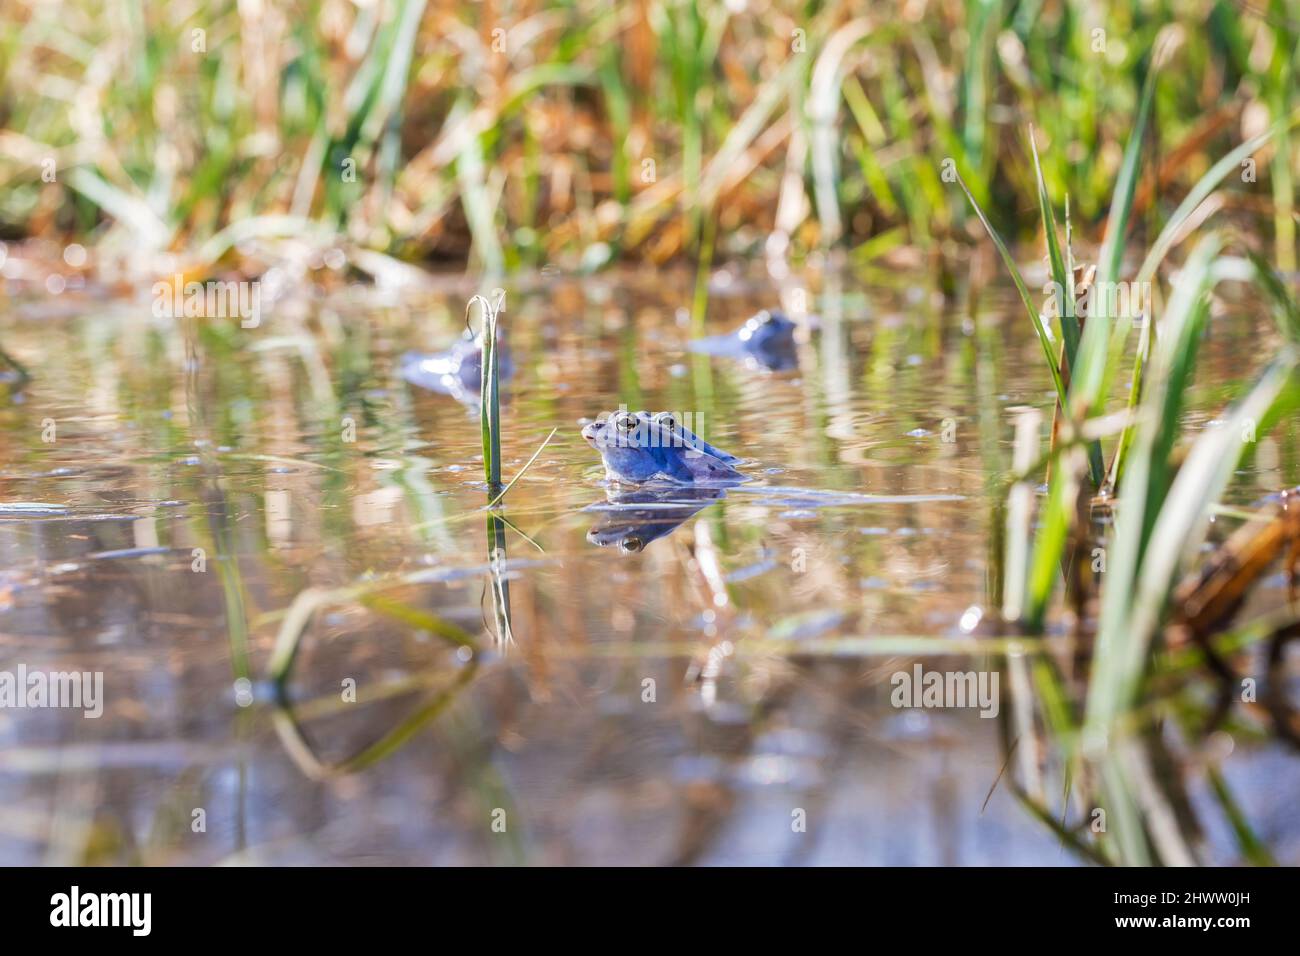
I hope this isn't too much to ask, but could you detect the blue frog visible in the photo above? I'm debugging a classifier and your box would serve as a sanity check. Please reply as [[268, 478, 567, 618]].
[[581, 410, 745, 485], [399, 329, 513, 405], [689, 309, 799, 371]]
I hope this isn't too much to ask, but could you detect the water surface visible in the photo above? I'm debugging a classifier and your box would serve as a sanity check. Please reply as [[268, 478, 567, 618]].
[[1, 264, 1297, 865]]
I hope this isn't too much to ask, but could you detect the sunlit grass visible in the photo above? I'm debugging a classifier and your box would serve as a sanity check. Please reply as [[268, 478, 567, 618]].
[[0, 2, 1295, 269], [471, 292, 504, 493]]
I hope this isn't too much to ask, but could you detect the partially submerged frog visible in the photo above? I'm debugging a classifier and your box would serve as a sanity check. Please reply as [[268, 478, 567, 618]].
[[582, 408, 966, 551], [399, 329, 513, 405], [689, 309, 799, 371], [581, 410, 745, 485]]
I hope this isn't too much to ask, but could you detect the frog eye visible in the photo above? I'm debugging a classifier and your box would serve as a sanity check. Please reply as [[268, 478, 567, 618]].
[[613, 411, 637, 433], [620, 535, 644, 553], [655, 413, 677, 432]]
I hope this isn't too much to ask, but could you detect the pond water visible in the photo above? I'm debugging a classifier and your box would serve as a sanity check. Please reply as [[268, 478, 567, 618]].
[[1, 263, 1298, 865]]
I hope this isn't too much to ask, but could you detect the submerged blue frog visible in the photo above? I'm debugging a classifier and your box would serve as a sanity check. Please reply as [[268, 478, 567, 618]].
[[581, 410, 745, 485], [399, 329, 513, 405], [689, 309, 799, 371]]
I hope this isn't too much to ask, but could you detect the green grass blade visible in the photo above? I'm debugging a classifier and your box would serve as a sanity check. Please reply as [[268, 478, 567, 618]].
[[1023, 444, 1084, 632], [1029, 125, 1104, 486], [1070, 52, 1161, 421], [1244, 246, 1300, 343], [1137, 123, 1288, 284], [485, 427, 558, 508], [1105, 313, 1153, 491], [1205, 764, 1277, 866], [1087, 350, 1297, 729], [1141, 236, 1227, 541], [1086, 236, 1222, 720], [1029, 126, 1078, 366], [957, 172, 1069, 410], [470, 294, 503, 491]]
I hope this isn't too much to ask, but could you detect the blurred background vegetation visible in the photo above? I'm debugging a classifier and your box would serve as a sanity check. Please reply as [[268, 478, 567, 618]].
[[0, 0, 1295, 275]]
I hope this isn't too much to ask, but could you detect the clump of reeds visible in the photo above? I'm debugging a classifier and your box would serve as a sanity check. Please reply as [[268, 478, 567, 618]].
[[959, 52, 1300, 865]]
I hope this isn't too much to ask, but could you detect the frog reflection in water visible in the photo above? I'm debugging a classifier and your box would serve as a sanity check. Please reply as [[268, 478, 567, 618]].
[[689, 309, 799, 371], [399, 328, 513, 405], [585, 487, 725, 552], [580, 410, 746, 485]]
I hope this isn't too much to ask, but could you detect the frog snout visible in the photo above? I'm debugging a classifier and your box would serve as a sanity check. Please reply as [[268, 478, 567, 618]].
[[581, 421, 600, 443]]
